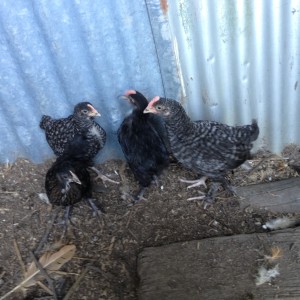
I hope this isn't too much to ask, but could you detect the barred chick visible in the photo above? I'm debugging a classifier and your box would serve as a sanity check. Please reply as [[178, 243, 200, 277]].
[[40, 102, 106, 159], [144, 96, 259, 204]]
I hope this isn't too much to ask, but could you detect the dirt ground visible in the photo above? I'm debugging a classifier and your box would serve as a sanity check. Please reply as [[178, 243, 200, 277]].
[[0, 145, 300, 300]]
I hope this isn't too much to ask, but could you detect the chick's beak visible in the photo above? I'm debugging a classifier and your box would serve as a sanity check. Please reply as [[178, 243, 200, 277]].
[[87, 104, 101, 117], [143, 106, 156, 114], [118, 95, 130, 101], [119, 95, 136, 107], [69, 171, 82, 185]]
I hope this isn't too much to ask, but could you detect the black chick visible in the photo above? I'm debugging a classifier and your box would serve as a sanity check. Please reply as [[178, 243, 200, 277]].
[[45, 155, 102, 226], [40, 102, 117, 185], [144, 96, 259, 205], [45, 157, 88, 207], [117, 90, 169, 203]]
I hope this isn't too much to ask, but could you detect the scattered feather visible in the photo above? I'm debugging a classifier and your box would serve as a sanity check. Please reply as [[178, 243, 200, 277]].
[[262, 217, 300, 230], [0, 245, 76, 300], [0, 208, 10, 212], [23, 244, 76, 288], [264, 246, 283, 262], [256, 264, 280, 286], [38, 193, 50, 205]]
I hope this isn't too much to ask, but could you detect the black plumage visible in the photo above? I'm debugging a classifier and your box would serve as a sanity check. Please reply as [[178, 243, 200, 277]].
[[144, 96, 259, 204], [45, 156, 92, 208], [40, 102, 118, 185], [45, 149, 103, 227], [117, 90, 169, 203], [40, 102, 106, 160]]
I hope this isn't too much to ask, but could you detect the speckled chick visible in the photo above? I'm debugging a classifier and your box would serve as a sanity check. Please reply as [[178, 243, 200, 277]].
[[40, 102, 106, 160], [144, 96, 259, 204]]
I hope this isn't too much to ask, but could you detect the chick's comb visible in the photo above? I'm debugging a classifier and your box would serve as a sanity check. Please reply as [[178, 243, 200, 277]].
[[148, 96, 160, 108], [124, 90, 137, 96], [87, 104, 100, 115]]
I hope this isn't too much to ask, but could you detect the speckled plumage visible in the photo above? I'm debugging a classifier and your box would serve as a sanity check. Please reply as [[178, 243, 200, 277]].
[[144, 97, 259, 202], [40, 102, 106, 159], [45, 156, 92, 207], [117, 91, 169, 200]]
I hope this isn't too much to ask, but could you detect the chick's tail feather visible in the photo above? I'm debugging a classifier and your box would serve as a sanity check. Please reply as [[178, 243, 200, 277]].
[[250, 119, 259, 142], [40, 115, 51, 130]]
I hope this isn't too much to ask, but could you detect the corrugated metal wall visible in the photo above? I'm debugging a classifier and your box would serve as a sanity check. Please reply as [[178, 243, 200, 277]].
[[0, 0, 180, 163], [0, 0, 300, 163], [167, 0, 300, 153]]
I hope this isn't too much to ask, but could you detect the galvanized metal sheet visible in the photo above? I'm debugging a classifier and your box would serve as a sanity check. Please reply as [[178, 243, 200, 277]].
[[1, 0, 300, 163], [0, 0, 180, 163], [167, 0, 300, 153]]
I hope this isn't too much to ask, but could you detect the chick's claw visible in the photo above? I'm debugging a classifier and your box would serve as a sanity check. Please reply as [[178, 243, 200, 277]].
[[186, 194, 206, 201], [180, 176, 208, 189], [90, 166, 119, 186], [187, 193, 216, 209], [125, 187, 148, 206]]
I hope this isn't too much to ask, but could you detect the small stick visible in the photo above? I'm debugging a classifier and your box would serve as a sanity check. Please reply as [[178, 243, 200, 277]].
[[125, 210, 133, 228], [127, 228, 138, 241], [86, 265, 114, 280], [37, 281, 54, 295], [13, 239, 26, 276], [34, 208, 59, 255], [13, 238, 27, 298], [72, 256, 97, 261], [108, 236, 116, 256], [52, 271, 79, 276], [29, 251, 58, 300], [246, 155, 274, 175], [0, 191, 18, 194], [62, 268, 89, 300]]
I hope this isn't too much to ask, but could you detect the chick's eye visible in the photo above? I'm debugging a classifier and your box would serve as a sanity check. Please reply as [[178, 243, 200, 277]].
[[156, 105, 162, 110], [82, 109, 88, 114]]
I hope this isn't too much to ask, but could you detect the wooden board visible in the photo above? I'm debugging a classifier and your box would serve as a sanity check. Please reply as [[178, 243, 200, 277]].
[[236, 177, 300, 213], [138, 227, 300, 300]]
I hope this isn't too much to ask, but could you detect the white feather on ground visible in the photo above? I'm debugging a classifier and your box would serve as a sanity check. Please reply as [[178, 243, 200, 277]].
[[262, 216, 300, 230], [37, 192, 50, 205], [256, 265, 280, 286]]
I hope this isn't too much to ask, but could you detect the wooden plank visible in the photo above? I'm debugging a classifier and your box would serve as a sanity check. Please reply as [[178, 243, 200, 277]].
[[236, 177, 300, 213], [138, 227, 300, 300]]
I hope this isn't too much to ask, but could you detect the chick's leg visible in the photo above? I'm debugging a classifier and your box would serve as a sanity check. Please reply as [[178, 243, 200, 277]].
[[205, 182, 221, 203], [86, 198, 104, 218], [186, 182, 221, 209], [180, 176, 209, 203], [61, 206, 73, 238], [127, 186, 148, 206], [221, 178, 237, 196], [134, 186, 147, 202]]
